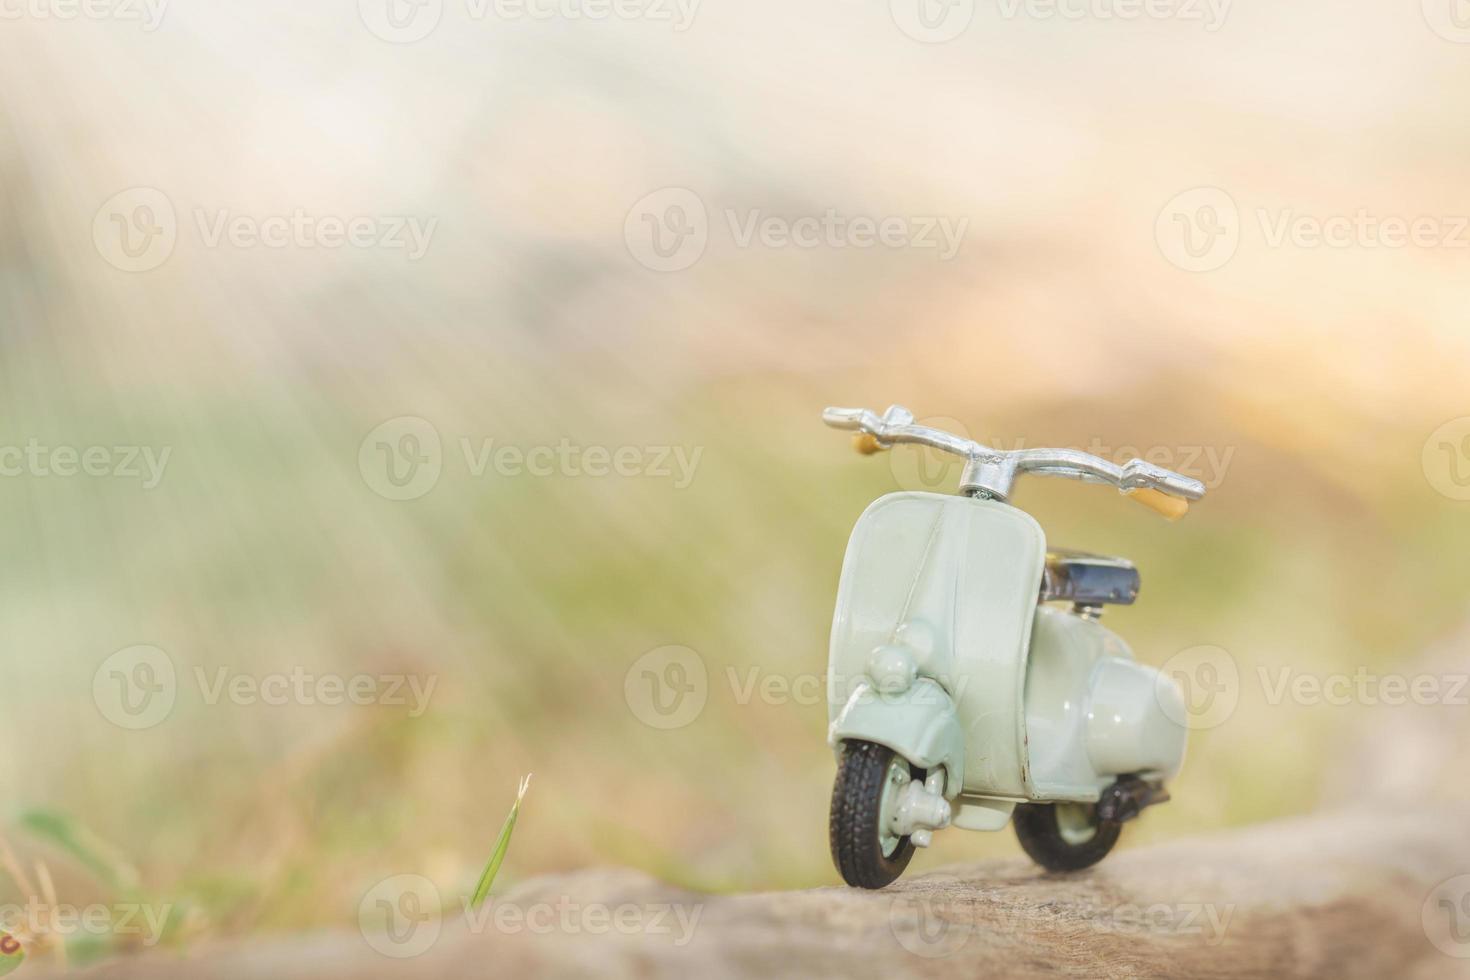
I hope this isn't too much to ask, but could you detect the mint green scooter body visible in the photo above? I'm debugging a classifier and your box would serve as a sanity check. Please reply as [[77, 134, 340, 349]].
[[827, 492, 1187, 828]]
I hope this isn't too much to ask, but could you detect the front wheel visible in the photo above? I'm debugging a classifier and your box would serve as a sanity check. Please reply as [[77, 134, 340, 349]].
[[1012, 801, 1121, 872], [829, 740, 915, 889]]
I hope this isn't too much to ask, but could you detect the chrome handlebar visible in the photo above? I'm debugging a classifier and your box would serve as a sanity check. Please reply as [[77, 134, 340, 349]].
[[823, 405, 1207, 505]]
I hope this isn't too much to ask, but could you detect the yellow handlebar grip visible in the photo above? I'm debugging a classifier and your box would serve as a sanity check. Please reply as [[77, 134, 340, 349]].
[[1127, 488, 1190, 522], [852, 433, 886, 455]]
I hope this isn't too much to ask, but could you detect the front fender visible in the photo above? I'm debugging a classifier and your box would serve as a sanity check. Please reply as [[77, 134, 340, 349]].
[[828, 679, 964, 798]]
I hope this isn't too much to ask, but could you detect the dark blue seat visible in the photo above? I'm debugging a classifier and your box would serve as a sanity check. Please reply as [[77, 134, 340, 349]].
[[1041, 550, 1140, 606]]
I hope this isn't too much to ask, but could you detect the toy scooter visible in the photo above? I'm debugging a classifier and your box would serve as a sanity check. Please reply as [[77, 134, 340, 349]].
[[822, 405, 1206, 888]]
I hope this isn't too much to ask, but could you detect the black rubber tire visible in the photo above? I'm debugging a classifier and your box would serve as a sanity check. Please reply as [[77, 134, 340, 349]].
[[1013, 801, 1122, 872], [829, 740, 915, 889]]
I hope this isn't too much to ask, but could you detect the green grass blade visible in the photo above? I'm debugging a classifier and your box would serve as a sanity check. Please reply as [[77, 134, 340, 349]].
[[16, 809, 137, 893], [469, 774, 532, 908]]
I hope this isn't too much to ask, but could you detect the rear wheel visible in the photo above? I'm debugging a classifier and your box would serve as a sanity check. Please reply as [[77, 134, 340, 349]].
[[1013, 801, 1121, 872], [829, 740, 915, 889]]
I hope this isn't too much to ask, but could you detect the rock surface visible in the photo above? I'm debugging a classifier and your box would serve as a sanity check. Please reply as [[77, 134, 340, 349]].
[[56, 803, 1470, 979]]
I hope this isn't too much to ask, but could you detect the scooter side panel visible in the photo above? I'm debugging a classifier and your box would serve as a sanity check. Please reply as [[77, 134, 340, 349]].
[[1024, 607, 1122, 800], [949, 500, 1048, 796], [828, 492, 1046, 798]]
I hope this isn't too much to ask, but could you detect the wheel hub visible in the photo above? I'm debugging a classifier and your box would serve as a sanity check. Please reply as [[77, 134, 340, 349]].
[[882, 764, 952, 851], [1054, 803, 1100, 845]]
